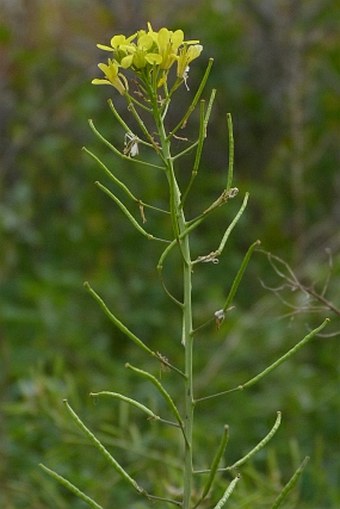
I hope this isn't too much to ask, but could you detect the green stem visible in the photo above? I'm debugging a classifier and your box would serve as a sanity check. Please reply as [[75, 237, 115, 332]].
[[149, 83, 194, 509]]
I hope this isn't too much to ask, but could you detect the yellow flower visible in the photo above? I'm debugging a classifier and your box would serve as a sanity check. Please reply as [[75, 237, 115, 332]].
[[92, 23, 203, 92], [120, 31, 162, 69], [177, 44, 203, 81], [155, 27, 184, 69], [137, 32, 162, 65], [96, 33, 136, 53], [91, 59, 127, 95]]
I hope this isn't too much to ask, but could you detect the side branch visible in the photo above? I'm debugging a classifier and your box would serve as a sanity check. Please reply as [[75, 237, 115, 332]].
[[223, 411, 281, 471], [88, 119, 164, 170], [84, 281, 185, 377], [168, 58, 214, 139], [39, 464, 103, 509], [271, 457, 310, 509], [84, 281, 155, 356], [193, 192, 249, 265], [195, 412, 281, 475], [193, 425, 229, 508], [180, 89, 217, 209], [63, 399, 145, 494], [212, 475, 241, 509], [95, 181, 170, 243], [196, 318, 329, 403], [222, 239, 261, 312], [90, 391, 180, 428], [126, 363, 188, 444], [157, 188, 240, 275], [83, 146, 169, 217], [226, 113, 234, 191]]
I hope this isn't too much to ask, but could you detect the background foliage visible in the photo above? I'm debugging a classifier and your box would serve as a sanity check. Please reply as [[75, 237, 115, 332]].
[[1, 0, 339, 507]]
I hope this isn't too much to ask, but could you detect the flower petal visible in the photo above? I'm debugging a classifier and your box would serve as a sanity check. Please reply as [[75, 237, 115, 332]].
[[138, 33, 154, 50], [110, 34, 127, 47], [97, 43, 114, 52], [172, 29, 184, 49], [145, 53, 162, 65], [121, 54, 134, 68], [158, 27, 170, 49], [91, 78, 110, 85]]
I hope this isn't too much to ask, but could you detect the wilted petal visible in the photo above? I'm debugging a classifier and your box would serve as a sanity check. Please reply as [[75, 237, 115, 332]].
[[188, 44, 203, 60], [177, 44, 203, 78]]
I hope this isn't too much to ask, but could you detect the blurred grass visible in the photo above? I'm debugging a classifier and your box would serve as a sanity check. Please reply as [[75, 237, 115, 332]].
[[1, 0, 339, 507]]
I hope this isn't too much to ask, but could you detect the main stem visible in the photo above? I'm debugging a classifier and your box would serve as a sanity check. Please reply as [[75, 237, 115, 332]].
[[152, 94, 194, 509]]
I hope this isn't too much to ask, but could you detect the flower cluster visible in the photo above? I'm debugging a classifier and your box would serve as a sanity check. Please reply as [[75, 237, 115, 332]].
[[92, 23, 203, 95]]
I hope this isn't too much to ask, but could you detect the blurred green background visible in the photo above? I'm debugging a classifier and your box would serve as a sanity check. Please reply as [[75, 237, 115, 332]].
[[1, 0, 339, 507]]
